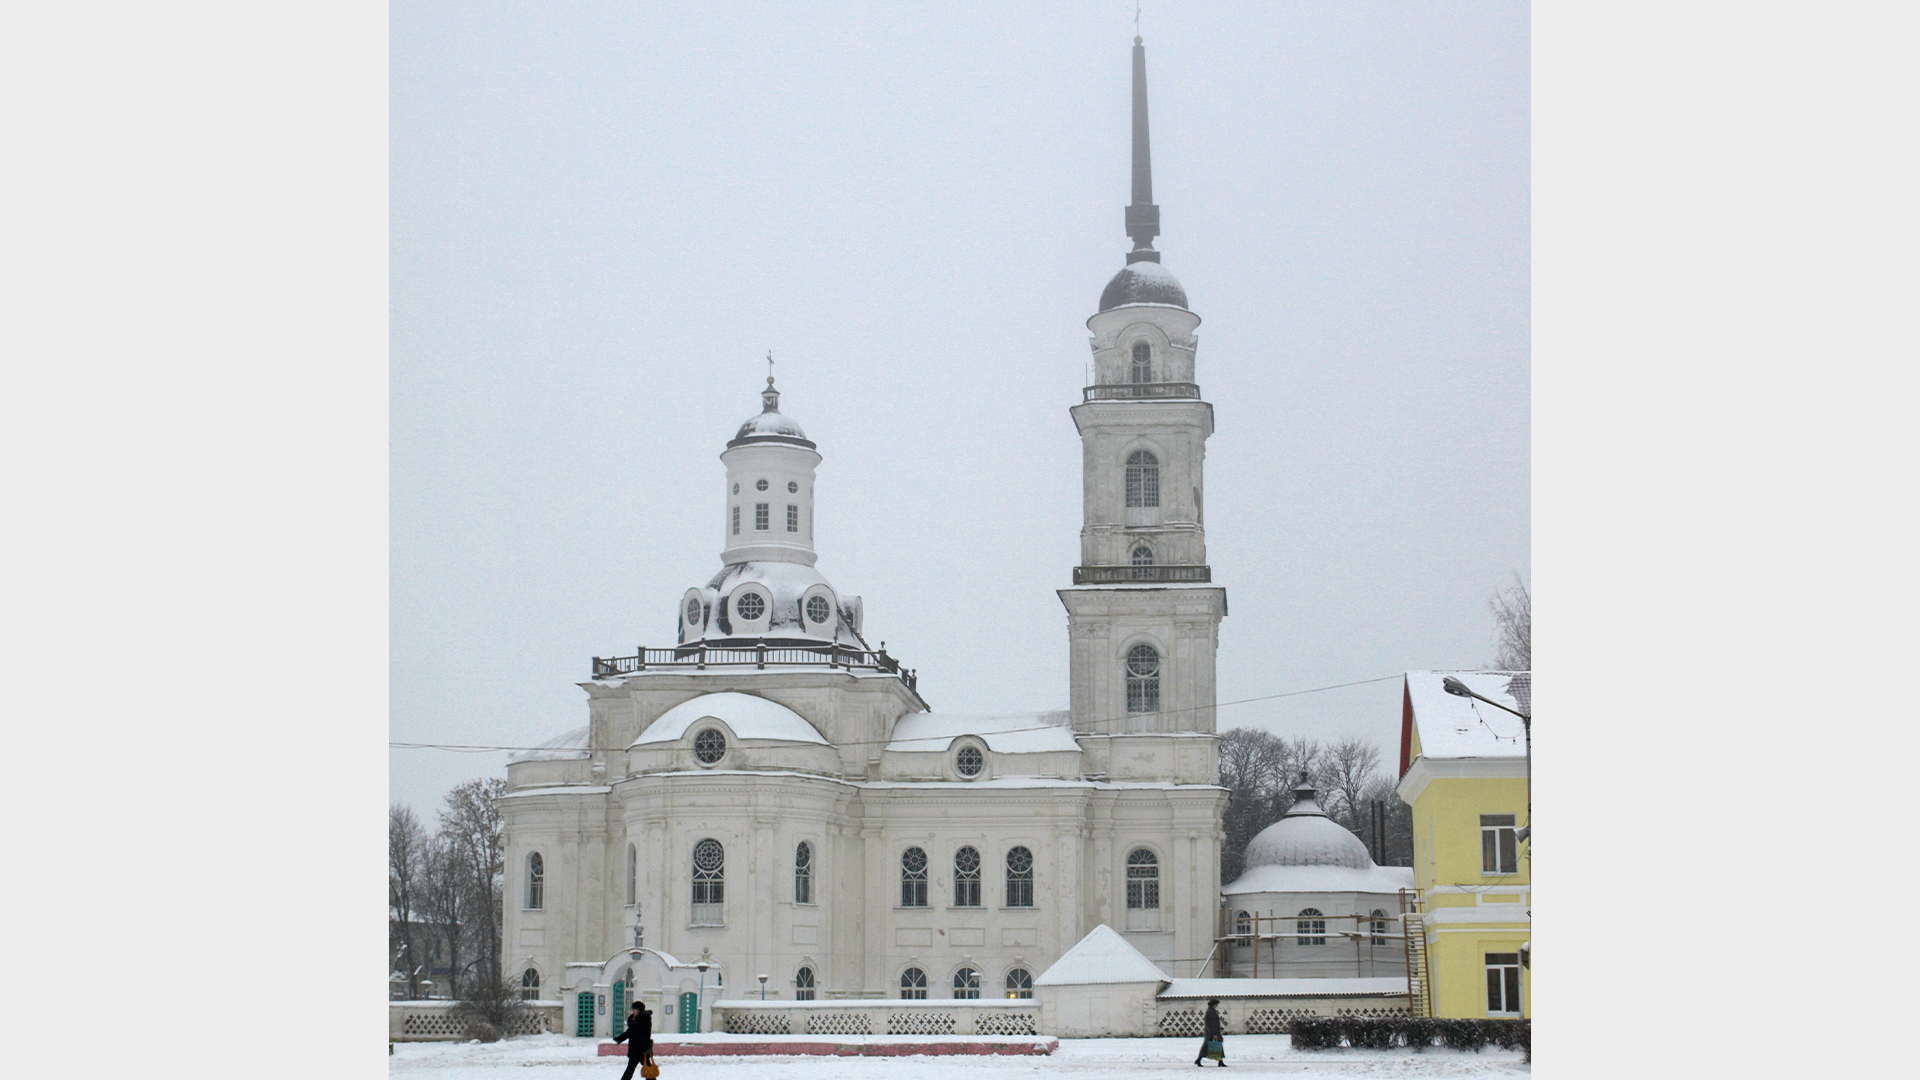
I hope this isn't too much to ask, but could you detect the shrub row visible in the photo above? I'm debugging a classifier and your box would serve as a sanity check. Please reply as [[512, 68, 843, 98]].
[[1288, 1016, 1529, 1054]]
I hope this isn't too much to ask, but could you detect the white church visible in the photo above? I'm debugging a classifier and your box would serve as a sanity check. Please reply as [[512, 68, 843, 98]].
[[495, 37, 1401, 1038]]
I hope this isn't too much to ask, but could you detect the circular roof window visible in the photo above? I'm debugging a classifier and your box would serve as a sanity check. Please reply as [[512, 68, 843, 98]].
[[735, 592, 766, 621], [788, 481, 799, 493], [956, 745, 984, 777], [755, 479, 769, 491], [693, 728, 727, 765], [684, 597, 702, 625], [806, 595, 831, 624]]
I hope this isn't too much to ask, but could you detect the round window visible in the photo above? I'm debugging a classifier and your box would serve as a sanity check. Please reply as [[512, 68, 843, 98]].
[[806, 595, 831, 624], [1126, 644, 1160, 677], [735, 592, 766, 621], [956, 745, 984, 777], [693, 729, 726, 764], [788, 481, 798, 493], [755, 479, 769, 491], [732, 482, 739, 494], [684, 597, 702, 625]]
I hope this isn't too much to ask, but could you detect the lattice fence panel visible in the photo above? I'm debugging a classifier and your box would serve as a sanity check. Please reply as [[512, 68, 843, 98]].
[[1334, 1006, 1411, 1018], [725, 1013, 792, 1035], [1246, 1007, 1319, 1034], [401, 1013, 467, 1038], [976, 1011, 1037, 1036], [888, 1011, 955, 1035], [806, 1012, 872, 1035], [1158, 1008, 1204, 1037]]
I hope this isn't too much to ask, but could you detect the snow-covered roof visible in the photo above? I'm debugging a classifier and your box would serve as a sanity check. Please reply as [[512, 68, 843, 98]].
[[1405, 670, 1529, 761], [632, 691, 829, 747], [1241, 787, 1373, 871], [1034, 924, 1170, 987], [886, 709, 1079, 754], [686, 560, 866, 648], [507, 725, 590, 763], [1221, 862, 1415, 897], [1099, 257, 1189, 311], [1160, 977, 1409, 999], [728, 384, 812, 447]]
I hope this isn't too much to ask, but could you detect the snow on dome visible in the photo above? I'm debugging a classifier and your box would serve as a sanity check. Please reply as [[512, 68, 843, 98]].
[[1240, 785, 1375, 871], [1033, 924, 1171, 986], [886, 709, 1078, 754], [687, 561, 866, 648], [507, 725, 589, 763], [632, 691, 828, 747], [727, 381, 814, 448], [1099, 258, 1188, 311]]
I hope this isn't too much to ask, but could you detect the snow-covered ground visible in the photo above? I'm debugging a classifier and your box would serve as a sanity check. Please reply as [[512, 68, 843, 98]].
[[390, 1033, 1529, 1078]]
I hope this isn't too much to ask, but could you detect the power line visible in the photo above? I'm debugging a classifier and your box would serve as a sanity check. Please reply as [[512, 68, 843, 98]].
[[389, 673, 1402, 755]]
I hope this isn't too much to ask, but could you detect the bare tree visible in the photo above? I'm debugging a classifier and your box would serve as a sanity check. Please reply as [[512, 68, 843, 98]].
[[390, 804, 428, 999], [439, 777, 508, 1000], [419, 831, 470, 998], [1217, 728, 1290, 884], [1358, 774, 1415, 867], [1319, 736, 1384, 827], [1489, 572, 1530, 670]]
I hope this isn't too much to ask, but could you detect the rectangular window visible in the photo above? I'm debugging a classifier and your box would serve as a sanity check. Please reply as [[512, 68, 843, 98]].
[[902, 877, 927, 908], [787, 504, 798, 532], [754, 503, 769, 530], [731, 506, 739, 535], [1485, 953, 1522, 1015], [1481, 814, 1518, 875]]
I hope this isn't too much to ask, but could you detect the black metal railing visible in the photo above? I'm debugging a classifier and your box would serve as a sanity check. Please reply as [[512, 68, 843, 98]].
[[1083, 382, 1201, 402], [591, 644, 917, 693], [1073, 564, 1212, 584]]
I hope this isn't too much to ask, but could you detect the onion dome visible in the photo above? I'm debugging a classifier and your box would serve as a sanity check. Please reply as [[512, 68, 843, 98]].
[[1099, 256, 1188, 311], [1242, 781, 1375, 871], [728, 377, 814, 449]]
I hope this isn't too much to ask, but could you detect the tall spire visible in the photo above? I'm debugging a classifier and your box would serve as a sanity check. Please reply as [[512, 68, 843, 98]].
[[1124, 35, 1161, 263]]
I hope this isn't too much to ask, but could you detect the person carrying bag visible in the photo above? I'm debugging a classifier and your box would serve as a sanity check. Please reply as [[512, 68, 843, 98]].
[[614, 1001, 656, 1080], [1195, 998, 1226, 1067]]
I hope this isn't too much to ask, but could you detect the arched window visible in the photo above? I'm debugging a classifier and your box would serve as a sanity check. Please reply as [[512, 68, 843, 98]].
[[1131, 341, 1152, 383], [954, 846, 982, 907], [795, 841, 813, 905], [1006, 846, 1034, 908], [692, 839, 724, 924], [901, 847, 928, 907], [526, 852, 544, 910], [953, 967, 980, 999], [1372, 909, 1390, 947], [1129, 543, 1155, 580], [1125, 848, 1159, 909], [1125, 643, 1161, 713], [794, 966, 815, 1000], [900, 967, 927, 1000], [1296, 907, 1326, 946], [1235, 910, 1253, 943], [1125, 450, 1160, 508], [520, 968, 540, 1001], [1005, 968, 1033, 999], [625, 843, 637, 908]]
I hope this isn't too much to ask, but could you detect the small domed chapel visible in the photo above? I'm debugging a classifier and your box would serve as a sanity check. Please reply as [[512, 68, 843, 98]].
[[501, 38, 1246, 1030]]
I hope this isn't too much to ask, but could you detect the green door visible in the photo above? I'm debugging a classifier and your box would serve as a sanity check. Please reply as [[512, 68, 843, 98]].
[[575, 991, 595, 1037], [611, 981, 625, 1036], [678, 990, 699, 1034]]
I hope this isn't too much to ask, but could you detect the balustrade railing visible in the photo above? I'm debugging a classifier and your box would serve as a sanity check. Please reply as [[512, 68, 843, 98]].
[[1083, 381, 1201, 402], [591, 644, 916, 693], [1073, 564, 1212, 584]]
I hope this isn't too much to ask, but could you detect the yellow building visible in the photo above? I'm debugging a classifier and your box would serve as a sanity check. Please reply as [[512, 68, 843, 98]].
[[1394, 670, 1529, 1019]]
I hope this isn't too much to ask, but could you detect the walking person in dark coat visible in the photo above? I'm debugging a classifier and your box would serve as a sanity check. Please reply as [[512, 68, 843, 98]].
[[1195, 998, 1226, 1066], [614, 1001, 653, 1080]]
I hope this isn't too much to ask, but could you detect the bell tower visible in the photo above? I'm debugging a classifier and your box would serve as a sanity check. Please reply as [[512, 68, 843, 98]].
[[1059, 36, 1228, 763]]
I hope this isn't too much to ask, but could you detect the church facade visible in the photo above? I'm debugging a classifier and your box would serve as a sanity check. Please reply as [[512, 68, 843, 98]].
[[498, 37, 1230, 1031]]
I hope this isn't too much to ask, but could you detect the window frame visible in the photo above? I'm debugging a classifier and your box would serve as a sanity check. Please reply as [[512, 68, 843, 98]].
[[1481, 813, 1519, 875], [952, 966, 981, 1000], [1125, 642, 1161, 713], [625, 842, 637, 908], [1371, 908, 1390, 947], [1295, 907, 1326, 946], [900, 846, 929, 908], [787, 503, 799, 532], [1130, 341, 1153, 384], [691, 838, 725, 924], [1125, 449, 1160, 508], [526, 852, 544, 910], [754, 502, 769, 531], [1485, 952, 1522, 1016], [1004, 967, 1033, 999], [520, 967, 541, 1001], [794, 965, 815, 1001], [899, 966, 928, 1000], [1005, 846, 1034, 908], [953, 846, 982, 907], [1124, 847, 1160, 910], [794, 841, 813, 906], [692, 727, 727, 766]]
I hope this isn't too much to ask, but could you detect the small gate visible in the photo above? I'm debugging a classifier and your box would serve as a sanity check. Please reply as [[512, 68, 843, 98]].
[[611, 981, 625, 1035], [575, 991, 596, 1037], [678, 990, 699, 1034]]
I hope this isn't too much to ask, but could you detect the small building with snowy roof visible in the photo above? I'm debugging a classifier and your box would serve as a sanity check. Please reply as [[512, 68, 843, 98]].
[[1218, 781, 1412, 981]]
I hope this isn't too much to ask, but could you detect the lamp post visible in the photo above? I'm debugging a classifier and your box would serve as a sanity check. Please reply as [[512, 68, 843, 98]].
[[758, 974, 768, 1001], [695, 961, 710, 1033]]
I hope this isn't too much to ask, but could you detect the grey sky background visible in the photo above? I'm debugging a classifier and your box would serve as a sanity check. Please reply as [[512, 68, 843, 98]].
[[390, 2, 1530, 815]]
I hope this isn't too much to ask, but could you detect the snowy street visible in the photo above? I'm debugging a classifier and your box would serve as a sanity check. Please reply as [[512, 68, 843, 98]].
[[390, 1034, 1529, 1079]]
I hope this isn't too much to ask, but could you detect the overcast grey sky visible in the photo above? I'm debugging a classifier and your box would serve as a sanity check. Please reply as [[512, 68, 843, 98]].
[[389, 1, 1530, 815]]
